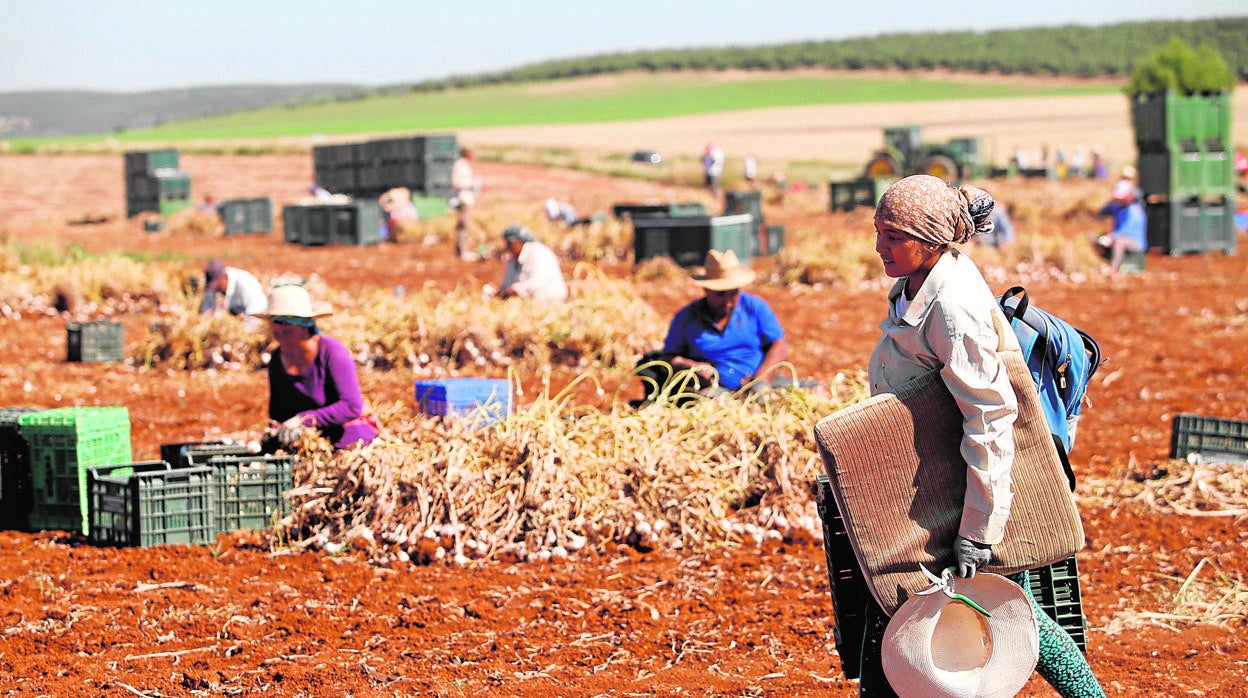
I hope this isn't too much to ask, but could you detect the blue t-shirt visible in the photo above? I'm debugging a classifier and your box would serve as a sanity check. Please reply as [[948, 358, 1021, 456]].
[[1112, 202, 1147, 250], [662, 292, 784, 390]]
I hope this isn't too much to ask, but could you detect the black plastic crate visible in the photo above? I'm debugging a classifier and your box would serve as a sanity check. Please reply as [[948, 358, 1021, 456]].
[[204, 454, 294, 535], [219, 197, 273, 235], [88, 461, 214, 548], [1169, 414, 1248, 463], [814, 474, 868, 679], [124, 149, 179, 176], [1027, 556, 1089, 653], [0, 407, 41, 530], [159, 440, 251, 469], [67, 320, 124, 363]]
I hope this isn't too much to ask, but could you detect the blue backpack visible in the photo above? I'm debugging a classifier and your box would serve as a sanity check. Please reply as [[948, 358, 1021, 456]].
[[998, 286, 1103, 489]]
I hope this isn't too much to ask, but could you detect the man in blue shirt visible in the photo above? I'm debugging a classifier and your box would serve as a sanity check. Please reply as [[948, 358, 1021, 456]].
[[661, 249, 790, 394], [1096, 179, 1147, 276]]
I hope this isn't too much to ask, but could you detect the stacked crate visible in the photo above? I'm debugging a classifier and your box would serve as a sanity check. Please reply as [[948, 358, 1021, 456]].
[[1132, 92, 1236, 255], [124, 149, 192, 218], [312, 134, 457, 199], [19, 406, 132, 534], [632, 213, 755, 268], [724, 190, 783, 257]]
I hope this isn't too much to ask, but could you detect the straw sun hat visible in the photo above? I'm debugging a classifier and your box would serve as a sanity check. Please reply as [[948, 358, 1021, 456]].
[[253, 285, 333, 319], [690, 249, 756, 291], [882, 568, 1039, 698]]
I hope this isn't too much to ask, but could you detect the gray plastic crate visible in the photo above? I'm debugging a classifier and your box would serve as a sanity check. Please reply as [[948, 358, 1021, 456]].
[[1170, 414, 1248, 463], [219, 198, 273, 235], [632, 213, 753, 268], [67, 321, 124, 363], [88, 461, 214, 548]]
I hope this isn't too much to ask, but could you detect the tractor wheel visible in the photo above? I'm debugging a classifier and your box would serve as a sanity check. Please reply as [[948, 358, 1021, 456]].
[[864, 153, 902, 180], [921, 155, 959, 182]]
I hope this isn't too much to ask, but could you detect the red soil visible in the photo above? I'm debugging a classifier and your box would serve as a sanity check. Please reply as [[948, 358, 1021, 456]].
[[0, 153, 1246, 696]]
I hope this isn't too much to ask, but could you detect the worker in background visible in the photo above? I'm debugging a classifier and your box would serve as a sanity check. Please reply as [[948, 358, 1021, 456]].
[[200, 260, 268, 320]]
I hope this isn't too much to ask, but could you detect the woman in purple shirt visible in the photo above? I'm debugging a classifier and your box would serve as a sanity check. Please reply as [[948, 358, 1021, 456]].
[[256, 285, 377, 451]]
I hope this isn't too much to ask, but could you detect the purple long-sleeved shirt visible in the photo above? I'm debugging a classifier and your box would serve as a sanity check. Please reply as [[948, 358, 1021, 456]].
[[268, 334, 376, 448]]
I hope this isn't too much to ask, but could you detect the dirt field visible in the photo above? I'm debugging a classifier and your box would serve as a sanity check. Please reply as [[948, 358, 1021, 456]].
[[2, 88, 1248, 696]]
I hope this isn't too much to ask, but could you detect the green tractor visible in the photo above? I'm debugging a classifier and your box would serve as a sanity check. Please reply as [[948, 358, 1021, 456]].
[[864, 125, 985, 183]]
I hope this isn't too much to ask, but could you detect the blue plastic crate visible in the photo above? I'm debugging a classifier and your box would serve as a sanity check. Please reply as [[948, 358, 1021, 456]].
[[415, 378, 513, 426], [88, 461, 214, 548]]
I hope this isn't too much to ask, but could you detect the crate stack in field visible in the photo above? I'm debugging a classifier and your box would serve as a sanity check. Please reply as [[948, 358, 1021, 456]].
[[724, 190, 784, 257], [124, 149, 192, 218], [1132, 91, 1236, 255], [312, 133, 458, 199], [87, 441, 295, 548]]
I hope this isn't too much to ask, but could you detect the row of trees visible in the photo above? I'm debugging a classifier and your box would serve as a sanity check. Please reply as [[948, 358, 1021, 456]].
[[397, 18, 1247, 94]]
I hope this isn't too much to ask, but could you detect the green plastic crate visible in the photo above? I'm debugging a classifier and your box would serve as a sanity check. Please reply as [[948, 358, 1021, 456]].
[[88, 461, 214, 548], [219, 197, 273, 235], [204, 454, 294, 535], [282, 202, 382, 246], [66, 320, 124, 363], [20, 407, 132, 534], [632, 213, 754, 268], [411, 194, 450, 219], [1145, 198, 1236, 256]]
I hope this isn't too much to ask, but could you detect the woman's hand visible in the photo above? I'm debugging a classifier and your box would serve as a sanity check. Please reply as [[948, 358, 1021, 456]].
[[954, 535, 992, 578]]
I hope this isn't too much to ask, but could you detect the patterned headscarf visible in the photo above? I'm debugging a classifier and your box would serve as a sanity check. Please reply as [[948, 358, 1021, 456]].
[[874, 175, 996, 246]]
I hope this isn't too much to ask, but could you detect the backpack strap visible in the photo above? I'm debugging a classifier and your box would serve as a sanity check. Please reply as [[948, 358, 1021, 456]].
[[1000, 285, 1029, 323], [1053, 434, 1077, 491]]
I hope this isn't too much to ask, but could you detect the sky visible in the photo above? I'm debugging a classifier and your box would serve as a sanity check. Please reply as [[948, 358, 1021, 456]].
[[1, 0, 1243, 92]]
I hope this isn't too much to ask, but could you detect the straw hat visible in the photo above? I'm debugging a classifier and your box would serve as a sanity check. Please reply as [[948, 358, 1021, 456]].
[[690, 249, 756, 291], [253, 285, 333, 319], [882, 569, 1039, 698]]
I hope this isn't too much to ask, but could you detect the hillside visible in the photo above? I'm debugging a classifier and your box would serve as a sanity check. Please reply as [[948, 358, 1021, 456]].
[[0, 84, 357, 138]]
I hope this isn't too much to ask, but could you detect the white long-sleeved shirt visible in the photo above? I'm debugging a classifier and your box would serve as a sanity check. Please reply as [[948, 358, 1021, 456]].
[[867, 249, 1018, 544], [500, 241, 568, 302]]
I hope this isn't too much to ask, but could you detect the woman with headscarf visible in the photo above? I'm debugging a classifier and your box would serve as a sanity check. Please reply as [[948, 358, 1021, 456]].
[[855, 175, 1103, 697], [254, 284, 377, 452], [496, 224, 568, 302]]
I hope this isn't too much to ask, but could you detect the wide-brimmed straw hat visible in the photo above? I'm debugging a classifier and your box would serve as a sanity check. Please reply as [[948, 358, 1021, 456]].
[[882, 569, 1039, 698], [252, 285, 333, 319], [690, 249, 756, 291]]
